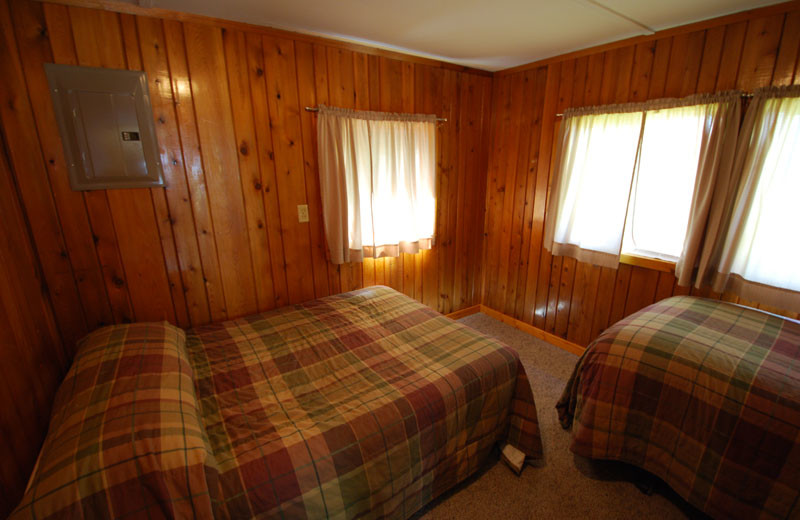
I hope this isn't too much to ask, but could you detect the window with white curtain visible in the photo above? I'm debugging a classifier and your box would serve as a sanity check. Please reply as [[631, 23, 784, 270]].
[[714, 92, 800, 301], [622, 104, 718, 261], [544, 94, 738, 269], [316, 106, 437, 264]]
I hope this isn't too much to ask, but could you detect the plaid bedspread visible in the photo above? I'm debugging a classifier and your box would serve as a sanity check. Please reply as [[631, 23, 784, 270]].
[[187, 286, 541, 518], [12, 286, 541, 519], [557, 296, 800, 519]]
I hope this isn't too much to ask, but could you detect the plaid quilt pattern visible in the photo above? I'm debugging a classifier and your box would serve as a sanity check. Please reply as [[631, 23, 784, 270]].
[[557, 296, 800, 519], [12, 286, 541, 519], [186, 285, 542, 518], [11, 322, 222, 519]]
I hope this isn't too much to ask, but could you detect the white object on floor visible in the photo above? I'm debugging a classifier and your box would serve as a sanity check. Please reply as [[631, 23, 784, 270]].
[[501, 443, 526, 475]]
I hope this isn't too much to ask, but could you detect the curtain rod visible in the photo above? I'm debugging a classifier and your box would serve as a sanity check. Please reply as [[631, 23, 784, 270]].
[[304, 106, 447, 122], [555, 92, 755, 117]]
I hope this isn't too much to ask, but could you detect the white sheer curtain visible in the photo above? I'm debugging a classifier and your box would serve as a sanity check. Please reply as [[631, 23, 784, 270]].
[[316, 105, 437, 264], [543, 109, 643, 268], [712, 87, 800, 311], [545, 93, 741, 270], [623, 103, 719, 261]]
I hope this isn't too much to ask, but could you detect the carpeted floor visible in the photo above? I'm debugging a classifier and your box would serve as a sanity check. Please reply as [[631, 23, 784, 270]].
[[413, 313, 708, 520]]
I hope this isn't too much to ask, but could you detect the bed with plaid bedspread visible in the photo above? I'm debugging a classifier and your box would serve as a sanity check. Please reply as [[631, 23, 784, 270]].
[[12, 285, 541, 519], [557, 295, 800, 519]]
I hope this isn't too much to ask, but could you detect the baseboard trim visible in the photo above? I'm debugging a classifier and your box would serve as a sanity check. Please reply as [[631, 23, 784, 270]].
[[445, 305, 481, 320], [478, 305, 586, 356]]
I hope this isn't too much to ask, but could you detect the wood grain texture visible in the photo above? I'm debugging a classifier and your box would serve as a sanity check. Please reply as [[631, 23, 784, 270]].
[[2, 0, 489, 334], [0, 126, 64, 519], [0, 0, 492, 508], [482, 4, 800, 347], [4, 0, 800, 513]]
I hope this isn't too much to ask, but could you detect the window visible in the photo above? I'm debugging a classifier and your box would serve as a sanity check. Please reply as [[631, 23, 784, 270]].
[[316, 106, 437, 264], [544, 94, 739, 269], [715, 92, 800, 301], [622, 103, 717, 261]]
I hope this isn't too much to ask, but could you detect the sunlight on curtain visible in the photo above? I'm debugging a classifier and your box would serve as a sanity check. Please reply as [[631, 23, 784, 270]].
[[317, 106, 437, 264], [622, 104, 717, 261], [545, 110, 643, 268], [721, 95, 800, 294]]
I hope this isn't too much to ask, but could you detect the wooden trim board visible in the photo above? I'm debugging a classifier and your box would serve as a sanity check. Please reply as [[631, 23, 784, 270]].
[[445, 305, 481, 320], [479, 305, 586, 356]]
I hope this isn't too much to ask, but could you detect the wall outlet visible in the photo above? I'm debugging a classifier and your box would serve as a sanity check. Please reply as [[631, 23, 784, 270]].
[[297, 204, 309, 223]]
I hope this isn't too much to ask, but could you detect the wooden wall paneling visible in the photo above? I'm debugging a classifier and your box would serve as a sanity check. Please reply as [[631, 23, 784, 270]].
[[647, 38, 673, 98], [482, 74, 511, 310], [184, 22, 259, 317], [0, 0, 88, 348], [0, 133, 65, 519], [136, 15, 211, 325], [715, 22, 748, 90], [223, 28, 277, 312], [295, 41, 334, 298], [549, 61, 577, 337], [454, 73, 485, 310], [261, 35, 317, 304], [663, 31, 706, 98], [438, 69, 460, 313], [161, 19, 227, 321], [737, 14, 785, 91], [470, 75, 493, 306], [121, 13, 190, 327], [245, 31, 289, 307], [9, 0, 114, 332], [523, 62, 560, 327], [489, 72, 524, 313], [499, 70, 535, 317], [696, 26, 726, 93], [629, 42, 656, 101], [772, 11, 800, 85], [44, 3, 136, 327], [70, 6, 178, 323], [512, 67, 547, 321], [624, 266, 660, 316]]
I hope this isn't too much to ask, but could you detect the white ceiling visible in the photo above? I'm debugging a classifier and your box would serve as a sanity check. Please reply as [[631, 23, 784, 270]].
[[151, 0, 782, 71]]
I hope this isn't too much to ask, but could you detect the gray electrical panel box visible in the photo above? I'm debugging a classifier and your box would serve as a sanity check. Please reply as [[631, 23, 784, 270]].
[[44, 63, 165, 191]]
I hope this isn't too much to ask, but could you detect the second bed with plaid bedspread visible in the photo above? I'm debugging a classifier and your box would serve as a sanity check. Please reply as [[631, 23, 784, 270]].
[[557, 296, 800, 519], [12, 286, 541, 519]]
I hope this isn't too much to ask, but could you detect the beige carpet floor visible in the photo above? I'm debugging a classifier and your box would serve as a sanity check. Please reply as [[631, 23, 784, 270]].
[[413, 313, 709, 520]]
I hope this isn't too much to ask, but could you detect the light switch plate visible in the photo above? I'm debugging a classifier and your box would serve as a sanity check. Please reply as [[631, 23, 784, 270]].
[[297, 204, 309, 223]]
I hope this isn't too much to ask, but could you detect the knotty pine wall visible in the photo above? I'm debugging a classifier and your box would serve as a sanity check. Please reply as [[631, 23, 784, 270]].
[[0, 0, 492, 355], [0, 140, 66, 516], [483, 2, 800, 348]]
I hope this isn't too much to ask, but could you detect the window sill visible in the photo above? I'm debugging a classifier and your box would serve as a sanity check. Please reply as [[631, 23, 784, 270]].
[[619, 253, 676, 273]]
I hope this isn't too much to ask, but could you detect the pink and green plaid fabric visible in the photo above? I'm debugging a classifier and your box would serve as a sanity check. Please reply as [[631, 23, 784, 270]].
[[12, 286, 541, 519], [557, 296, 800, 519], [11, 322, 222, 519], [188, 286, 541, 518]]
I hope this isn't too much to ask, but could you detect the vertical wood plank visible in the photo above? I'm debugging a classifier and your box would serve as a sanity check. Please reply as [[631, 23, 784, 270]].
[[136, 15, 210, 325], [262, 35, 316, 304], [223, 28, 276, 312], [162, 19, 227, 321], [184, 22, 258, 317]]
